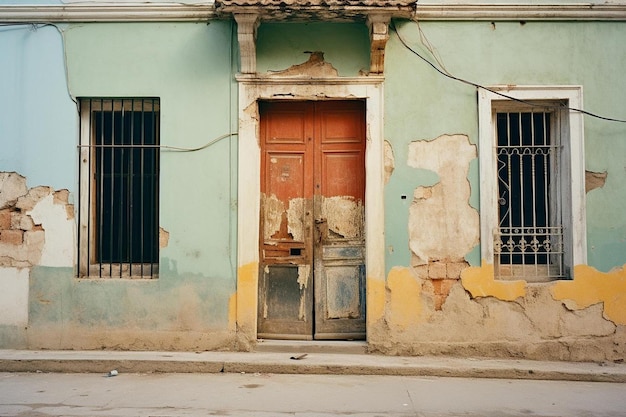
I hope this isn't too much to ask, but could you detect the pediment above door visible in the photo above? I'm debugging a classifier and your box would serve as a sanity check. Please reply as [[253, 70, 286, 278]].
[[215, 0, 416, 74]]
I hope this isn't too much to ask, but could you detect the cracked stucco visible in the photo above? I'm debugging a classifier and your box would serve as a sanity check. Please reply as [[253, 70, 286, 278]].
[[0, 172, 75, 328], [1, 173, 74, 269], [370, 264, 623, 361]]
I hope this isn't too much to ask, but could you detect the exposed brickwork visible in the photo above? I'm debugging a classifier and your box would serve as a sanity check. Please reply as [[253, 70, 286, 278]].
[[425, 261, 469, 280], [0, 172, 73, 268], [0, 229, 24, 245], [0, 210, 11, 230], [428, 261, 447, 279], [431, 278, 457, 310]]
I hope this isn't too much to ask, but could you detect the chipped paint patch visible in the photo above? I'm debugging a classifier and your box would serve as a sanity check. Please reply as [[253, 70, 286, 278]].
[[322, 196, 363, 239], [585, 170, 608, 193], [262, 194, 285, 240], [383, 140, 395, 185], [552, 264, 626, 325], [269, 51, 339, 78], [297, 265, 310, 320], [287, 198, 305, 242], [28, 194, 74, 267], [297, 264, 310, 289], [386, 266, 425, 330], [159, 227, 170, 248], [461, 262, 526, 301], [407, 134, 479, 265]]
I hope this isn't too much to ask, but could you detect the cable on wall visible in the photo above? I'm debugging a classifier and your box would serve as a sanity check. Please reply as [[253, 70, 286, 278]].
[[391, 19, 626, 124], [76, 132, 238, 152], [160, 132, 238, 152]]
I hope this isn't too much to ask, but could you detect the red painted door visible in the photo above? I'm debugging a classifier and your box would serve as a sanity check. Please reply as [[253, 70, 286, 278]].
[[258, 100, 366, 340]]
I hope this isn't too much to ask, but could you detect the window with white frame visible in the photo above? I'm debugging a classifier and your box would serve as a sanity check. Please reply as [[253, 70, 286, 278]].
[[78, 98, 160, 278], [478, 87, 586, 281]]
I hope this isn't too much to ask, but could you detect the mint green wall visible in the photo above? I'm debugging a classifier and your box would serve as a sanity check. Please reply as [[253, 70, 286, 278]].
[[60, 21, 238, 331], [2, 16, 625, 348], [256, 22, 370, 76], [383, 20, 626, 273]]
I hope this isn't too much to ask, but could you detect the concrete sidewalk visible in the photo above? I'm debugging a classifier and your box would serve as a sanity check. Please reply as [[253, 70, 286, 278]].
[[1, 342, 625, 382]]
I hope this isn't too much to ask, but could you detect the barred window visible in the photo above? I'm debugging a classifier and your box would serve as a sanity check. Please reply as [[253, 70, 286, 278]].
[[78, 98, 160, 278], [494, 109, 563, 280], [479, 87, 586, 282]]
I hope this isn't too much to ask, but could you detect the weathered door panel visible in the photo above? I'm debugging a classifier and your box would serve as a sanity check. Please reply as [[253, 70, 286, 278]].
[[258, 100, 365, 340], [258, 102, 314, 339], [314, 101, 366, 339]]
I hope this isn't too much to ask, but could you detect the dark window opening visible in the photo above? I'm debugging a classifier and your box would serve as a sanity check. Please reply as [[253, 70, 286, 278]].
[[79, 98, 160, 278], [495, 110, 564, 279]]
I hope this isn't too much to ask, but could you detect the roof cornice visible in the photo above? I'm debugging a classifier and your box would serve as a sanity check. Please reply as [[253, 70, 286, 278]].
[[0, 3, 217, 23], [1, 2, 626, 23], [415, 3, 626, 21]]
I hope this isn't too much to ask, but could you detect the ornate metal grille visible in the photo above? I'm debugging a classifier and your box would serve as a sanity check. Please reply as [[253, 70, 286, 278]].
[[78, 98, 160, 278], [494, 110, 565, 280]]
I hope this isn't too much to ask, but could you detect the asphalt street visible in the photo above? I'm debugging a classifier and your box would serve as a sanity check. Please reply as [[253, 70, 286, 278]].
[[1, 371, 625, 417]]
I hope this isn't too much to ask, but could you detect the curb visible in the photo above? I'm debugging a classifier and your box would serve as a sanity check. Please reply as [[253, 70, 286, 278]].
[[1, 350, 625, 383]]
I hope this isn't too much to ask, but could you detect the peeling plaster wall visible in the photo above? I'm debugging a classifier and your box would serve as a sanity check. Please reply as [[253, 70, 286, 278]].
[[1, 13, 626, 360], [406, 134, 478, 266], [0, 23, 76, 342], [376, 20, 626, 361], [385, 19, 626, 273], [0, 174, 233, 351], [369, 265, 625, 361], [0, 173, 74, 332], [0, 21, 241, 350]]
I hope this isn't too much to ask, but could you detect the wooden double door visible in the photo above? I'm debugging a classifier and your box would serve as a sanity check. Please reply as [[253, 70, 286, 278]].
[[258, 100, 366, 340]]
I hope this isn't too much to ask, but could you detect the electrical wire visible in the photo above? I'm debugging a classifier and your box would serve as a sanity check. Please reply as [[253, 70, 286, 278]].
[[415, 19, 451, 76], [76, 132, 238, 152], [160, 132, 238, 151], [391, 19, 626, 124]]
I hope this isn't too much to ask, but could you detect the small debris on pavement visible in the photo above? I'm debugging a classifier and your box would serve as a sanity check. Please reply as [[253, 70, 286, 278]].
[[290, 353, 308, 360], [108, 370, 118, 377]]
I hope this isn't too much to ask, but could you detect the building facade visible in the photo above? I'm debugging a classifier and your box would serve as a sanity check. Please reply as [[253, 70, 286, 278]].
[[1, 0, 625, 361]]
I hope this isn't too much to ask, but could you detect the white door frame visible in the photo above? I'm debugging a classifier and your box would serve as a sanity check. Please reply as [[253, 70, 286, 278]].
[[235, 76, 386, 341]]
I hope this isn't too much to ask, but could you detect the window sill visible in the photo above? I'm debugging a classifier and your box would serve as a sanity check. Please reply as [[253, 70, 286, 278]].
[[79, 264, 159, 279]]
